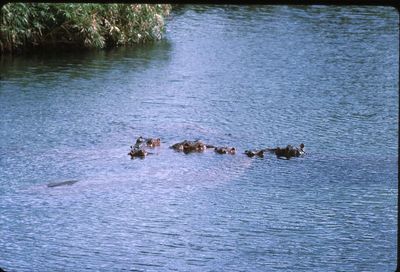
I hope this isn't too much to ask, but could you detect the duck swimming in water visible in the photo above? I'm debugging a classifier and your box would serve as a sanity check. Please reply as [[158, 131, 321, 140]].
[[273, 143, 305, 159], [244, 149, 264, 158], [214, 146, 236, 155], [170, 140, 215, 153], [128, 135, 306, 160], [128, 148, 148, 158], [171, 140, 197, 153], [133, 136, 161, 148], [146, 138, 161, 147], [129, 136, 160, 159], [298, 143, 305, 155], [131, 136, 146, 149]]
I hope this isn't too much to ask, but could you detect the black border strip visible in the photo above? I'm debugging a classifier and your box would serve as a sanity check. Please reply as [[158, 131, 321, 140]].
[[0, 0, 399, 5]]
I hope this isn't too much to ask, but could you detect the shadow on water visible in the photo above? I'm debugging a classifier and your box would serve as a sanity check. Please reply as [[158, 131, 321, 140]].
[[170, 4, 397, 32], [0, 39, 172, 82], [171, 4, 277, 17]]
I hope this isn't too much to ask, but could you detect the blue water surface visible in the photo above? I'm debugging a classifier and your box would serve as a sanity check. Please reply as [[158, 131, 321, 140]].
[[0, 5, 398, 272]]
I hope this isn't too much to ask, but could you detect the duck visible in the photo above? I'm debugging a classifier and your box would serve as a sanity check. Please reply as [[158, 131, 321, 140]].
[[298, 143, 305, 155], [215, 146, 236, 155], [170, 140, 214, 153], [128, 148, 148, 158], [135, 136, 145, 145], [274, 143, 305, 159], [146, 138, 161, 147], [244, 149, 264, 158]]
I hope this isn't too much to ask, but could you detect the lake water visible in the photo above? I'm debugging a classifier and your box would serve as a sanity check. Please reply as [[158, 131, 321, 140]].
[[0, 5, 398, 272]]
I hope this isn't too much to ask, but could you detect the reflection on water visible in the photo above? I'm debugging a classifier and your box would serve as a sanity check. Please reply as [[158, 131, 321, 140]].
[[0, 40, 172, 83], [0, 5, 398, 272]]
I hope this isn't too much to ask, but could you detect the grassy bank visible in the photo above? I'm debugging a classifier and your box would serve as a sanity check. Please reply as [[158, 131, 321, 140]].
[[0, 3, 171, 54]]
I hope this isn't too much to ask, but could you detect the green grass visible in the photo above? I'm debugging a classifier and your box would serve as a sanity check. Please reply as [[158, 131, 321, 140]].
[[0, 3, 171, 54]]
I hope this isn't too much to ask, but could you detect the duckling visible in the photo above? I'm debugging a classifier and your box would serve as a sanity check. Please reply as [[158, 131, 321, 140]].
[[128, 148, 148, 158], [215, 147, 236, 155], [135, 136, 145, 145], [171, 140, 208, 153], [146, 138, 161, 147], [244, 149, 264, 158], [131, 136, 146, 149], [170, 141, 185, 151], [274, 144, 305, 159], [298, 143, 305, 156], [193, 140, 207, 152]]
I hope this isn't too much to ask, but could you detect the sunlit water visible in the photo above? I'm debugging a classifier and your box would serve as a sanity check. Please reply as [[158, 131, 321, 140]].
[[0, 5, 398, 272]]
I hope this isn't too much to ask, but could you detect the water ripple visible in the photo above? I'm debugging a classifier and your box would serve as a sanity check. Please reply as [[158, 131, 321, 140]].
[[0, 5, 397, 272]]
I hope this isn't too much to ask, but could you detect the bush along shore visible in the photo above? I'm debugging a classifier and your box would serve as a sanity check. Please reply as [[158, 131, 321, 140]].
[[0, 3, 171, 54]]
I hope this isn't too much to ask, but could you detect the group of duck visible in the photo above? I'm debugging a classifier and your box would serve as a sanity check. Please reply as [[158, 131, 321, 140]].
[[129, 136, 305, 160]]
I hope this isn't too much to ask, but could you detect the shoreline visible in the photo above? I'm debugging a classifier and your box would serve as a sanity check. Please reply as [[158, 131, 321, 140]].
[[0, 3, 172, 56]]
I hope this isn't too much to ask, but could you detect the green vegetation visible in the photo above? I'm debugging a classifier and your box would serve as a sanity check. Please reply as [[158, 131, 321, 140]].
[[0, 3, 171, 54]]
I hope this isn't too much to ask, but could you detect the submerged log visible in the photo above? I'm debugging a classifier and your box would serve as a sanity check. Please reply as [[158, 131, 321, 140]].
[[47, 180, 78, 188]]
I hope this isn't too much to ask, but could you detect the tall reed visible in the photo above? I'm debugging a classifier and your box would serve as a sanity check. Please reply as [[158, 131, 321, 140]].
[[0, 3, 171, 54]]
